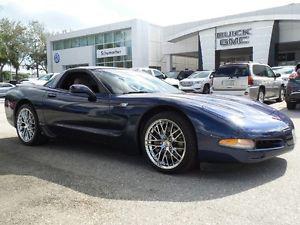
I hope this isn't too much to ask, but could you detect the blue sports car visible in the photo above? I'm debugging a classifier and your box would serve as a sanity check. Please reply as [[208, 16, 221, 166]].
[[4, 67, 296, 173]]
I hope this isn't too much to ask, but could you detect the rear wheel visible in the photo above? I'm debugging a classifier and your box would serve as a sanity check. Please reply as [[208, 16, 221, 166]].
[[257, 88, 265, 103], [287, 102, 296, 110], [142, 112, 197, 173], [276, 86, 285, 102], [16, 104, 48, 145], [202, 84, 210, 94]]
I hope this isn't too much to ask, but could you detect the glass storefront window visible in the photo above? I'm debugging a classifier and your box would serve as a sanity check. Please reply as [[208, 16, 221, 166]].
[[104, 32, 113, 43], [87, 35, 95, 45], [125, 61, 132, 68], [105, 62, 113, 67], [53, 41, 64, 50], [123, 29, 131, 41], [95, 33, 104, 44], [64, 39, 71, 49], [114, 62, 124, 68], [114, 31, 123, 42], [71, 38, 80, 48], [104, 43, 114, 49], [80, 36, 88, 47]]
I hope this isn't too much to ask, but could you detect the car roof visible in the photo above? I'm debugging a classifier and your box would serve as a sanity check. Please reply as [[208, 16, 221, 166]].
[[220, 62, 269, 67]]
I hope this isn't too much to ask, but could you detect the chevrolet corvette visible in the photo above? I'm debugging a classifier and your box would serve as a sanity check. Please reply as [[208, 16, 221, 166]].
[[4, 67, 296, 173]]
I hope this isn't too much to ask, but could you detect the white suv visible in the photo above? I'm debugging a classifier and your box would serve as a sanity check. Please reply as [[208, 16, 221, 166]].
[[133, 68, 179, 88], [211, 63, 285, 103]]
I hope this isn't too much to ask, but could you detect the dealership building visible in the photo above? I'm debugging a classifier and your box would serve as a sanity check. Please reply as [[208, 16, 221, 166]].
[[47, 3, 300, 73]]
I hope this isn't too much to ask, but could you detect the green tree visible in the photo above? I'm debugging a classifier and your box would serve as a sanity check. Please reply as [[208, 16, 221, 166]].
[[26, 21, 47, 77], [0, 18, 11, 82], [0, 18, 28, 81], [8, 21, 28, 80]]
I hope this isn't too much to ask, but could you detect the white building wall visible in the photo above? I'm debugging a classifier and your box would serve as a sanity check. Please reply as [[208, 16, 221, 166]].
[[252, 20, 274, 64], [52, 46, 94, 72], [199, 28, 216, 70], [148, 25, 163, 68], [279, 20, 300, 43]]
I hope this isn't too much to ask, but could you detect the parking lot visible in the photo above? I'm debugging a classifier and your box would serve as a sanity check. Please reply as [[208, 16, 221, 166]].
[[0, 98, 299, 225]]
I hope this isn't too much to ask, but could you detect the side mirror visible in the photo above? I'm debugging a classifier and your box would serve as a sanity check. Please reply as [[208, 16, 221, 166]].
[[275, 73, 281, 78], [209, 73, 215, 79], [69, 84, 96, 102]]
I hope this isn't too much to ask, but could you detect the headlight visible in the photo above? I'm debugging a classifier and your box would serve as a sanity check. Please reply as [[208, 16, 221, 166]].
[[219, 139, 255, 150], [195, 81, 203, 84]]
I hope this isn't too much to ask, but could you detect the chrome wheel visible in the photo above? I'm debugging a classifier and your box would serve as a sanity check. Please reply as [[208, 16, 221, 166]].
[[144, 119, 186, 170], [17, 108, 36, 143], [258, 91, 264, 103]]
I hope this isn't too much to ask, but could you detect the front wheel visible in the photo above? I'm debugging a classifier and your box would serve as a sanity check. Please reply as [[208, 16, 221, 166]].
[[202, 84, 210, 94], [257, 88, 265, 103], [142, 112, 197, 173], [16, 104, 48, 145]]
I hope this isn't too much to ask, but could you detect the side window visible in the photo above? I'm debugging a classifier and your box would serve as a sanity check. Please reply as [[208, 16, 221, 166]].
[[253, 65, 267, 77], [153, 70, 165, 79], [266, 67, 275, 78], [58, 72, 101, 93], [142, 69, 152, 75]]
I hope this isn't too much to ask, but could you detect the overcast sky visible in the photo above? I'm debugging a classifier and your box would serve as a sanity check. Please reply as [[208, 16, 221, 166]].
[[0, 0, 299, 32]]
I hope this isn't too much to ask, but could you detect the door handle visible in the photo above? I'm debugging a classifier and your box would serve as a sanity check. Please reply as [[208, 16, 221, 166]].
[[47, 92, 57, 98]]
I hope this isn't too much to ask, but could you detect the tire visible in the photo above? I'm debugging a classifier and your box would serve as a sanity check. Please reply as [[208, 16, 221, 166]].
[[276, 86, 285, 102], [257, 88, 265, 103], [202, 84, 210, 94], [16, 104, 48, 146], [141, 112, 197, 174], [286, 102, 296, 110]]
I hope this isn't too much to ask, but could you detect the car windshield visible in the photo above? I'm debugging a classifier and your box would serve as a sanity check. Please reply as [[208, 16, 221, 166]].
[[94, 69, 182, 94], [215, 65, 249, 77], [38, 74, 52, 81], [188, 71, 211, 79], [165, 72, 179, 78], [272, 67, 294, 75]]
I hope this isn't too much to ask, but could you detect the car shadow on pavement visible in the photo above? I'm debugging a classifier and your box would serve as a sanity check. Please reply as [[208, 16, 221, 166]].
[[0, 137, 287, 202]]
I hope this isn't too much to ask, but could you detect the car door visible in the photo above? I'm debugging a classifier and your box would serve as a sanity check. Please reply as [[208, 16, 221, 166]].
[[42, 70, 111, 137], [252, 65, 274, 98], [266, 66, 281, 98], [264, 66, 277, 98]]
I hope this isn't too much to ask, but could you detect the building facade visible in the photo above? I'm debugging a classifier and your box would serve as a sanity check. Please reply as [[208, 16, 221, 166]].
[[47, 4, 300, 73]]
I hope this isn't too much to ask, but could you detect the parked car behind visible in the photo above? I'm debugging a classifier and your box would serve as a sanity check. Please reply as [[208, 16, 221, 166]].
[[133, 68, 179, 88], [211, 63, 285, 103], [177, 69, 194, 81], [285, 67, 300, 110], [272, 66, 295, 86], [0, 83, 15, 97], [21, 73, 59, 86], [179, 70, 213, 94]]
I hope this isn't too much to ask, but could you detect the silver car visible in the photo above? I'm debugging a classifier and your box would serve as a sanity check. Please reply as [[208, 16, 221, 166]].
[[0, 83, 15, 98], [211, 63, 285, 103]]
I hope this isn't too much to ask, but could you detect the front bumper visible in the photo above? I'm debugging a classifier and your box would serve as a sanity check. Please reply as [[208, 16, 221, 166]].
[[179, 85, 204, 92], [286, 91, 300, 103], [197, 129, 295, 163]]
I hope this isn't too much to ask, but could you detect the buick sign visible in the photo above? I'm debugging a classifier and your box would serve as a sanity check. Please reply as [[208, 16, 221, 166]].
[[54, 52, 60, 63], [97, 47, 127, 58], [217, 28, 252, 46]]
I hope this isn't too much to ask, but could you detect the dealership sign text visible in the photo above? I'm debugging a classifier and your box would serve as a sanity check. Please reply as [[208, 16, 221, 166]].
[[217, 29, 252, 46], [97, 47, 127, 58]]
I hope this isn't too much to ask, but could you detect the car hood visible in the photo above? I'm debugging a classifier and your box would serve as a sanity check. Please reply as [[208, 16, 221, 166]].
[[180, 78, 207, 82], [128, 93, 293, 135]]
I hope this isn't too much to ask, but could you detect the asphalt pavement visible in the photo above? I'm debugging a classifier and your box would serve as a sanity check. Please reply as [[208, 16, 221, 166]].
[[0, 98, 299, 225]]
